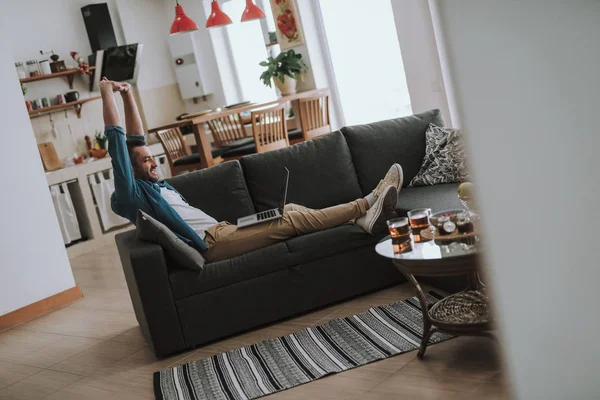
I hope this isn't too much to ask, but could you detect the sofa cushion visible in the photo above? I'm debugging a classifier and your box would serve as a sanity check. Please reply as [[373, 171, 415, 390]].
[[169, 242, 293, 299], [396, 183, 463, 215], [285, 224, 386, 265], [341, 110, 445, 194], [136, 211, 205, 271], [166, 160, 255, 224], [240, 132, 363, 211], [408, 124, 469, 187]]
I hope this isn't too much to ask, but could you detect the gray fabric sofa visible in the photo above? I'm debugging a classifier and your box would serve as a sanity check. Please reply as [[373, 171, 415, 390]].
[[115, 109, 464, 357]]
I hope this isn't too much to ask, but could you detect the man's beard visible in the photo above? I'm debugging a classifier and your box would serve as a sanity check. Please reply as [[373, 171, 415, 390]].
[[147, 167, 159, 182], [134, 165, 159, 182]]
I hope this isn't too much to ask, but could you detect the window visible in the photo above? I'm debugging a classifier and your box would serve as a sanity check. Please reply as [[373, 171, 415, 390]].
[[319, 0, 412, 125], [222, 0, 276, 104]]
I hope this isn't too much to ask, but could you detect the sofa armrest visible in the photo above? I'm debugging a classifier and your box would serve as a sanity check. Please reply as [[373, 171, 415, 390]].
[[115, 230, 187, 357]]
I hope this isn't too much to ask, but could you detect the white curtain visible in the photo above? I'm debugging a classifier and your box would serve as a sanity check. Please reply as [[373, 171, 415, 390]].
[[50, 183, 82, 245], [88, 170, 130, 231]]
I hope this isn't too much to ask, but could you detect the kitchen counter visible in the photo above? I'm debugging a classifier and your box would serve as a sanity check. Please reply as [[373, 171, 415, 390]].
[[45, 142, 166, 258]]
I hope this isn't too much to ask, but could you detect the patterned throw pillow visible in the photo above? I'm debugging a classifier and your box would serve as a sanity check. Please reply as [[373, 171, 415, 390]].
[[408, 124, 469, 187]]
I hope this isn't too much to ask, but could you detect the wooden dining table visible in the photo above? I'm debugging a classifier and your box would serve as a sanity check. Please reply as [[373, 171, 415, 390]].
[[148, 88, 329, 169]]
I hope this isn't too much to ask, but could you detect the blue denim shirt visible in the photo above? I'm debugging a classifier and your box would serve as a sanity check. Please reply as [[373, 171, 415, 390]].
[[105, 125, 208, 252]]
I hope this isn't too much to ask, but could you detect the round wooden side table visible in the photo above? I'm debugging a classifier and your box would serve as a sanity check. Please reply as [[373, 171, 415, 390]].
[[375, 237, 493, 358]]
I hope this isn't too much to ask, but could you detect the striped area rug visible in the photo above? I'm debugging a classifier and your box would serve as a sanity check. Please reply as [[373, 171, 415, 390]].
[[154, 293, 452, 400]]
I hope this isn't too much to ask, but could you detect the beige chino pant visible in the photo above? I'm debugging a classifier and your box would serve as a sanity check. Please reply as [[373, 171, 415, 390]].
[[203, 199, 368, 263]]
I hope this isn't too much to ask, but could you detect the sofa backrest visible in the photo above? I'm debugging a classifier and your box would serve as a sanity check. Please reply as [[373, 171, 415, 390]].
[[240, 131, 363, 212], [166, 160, 255, 224], [341, 109, 445, 194]]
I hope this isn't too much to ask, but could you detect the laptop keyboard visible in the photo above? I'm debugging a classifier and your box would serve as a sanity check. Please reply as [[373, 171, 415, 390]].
[[257, 209, 278, 221]]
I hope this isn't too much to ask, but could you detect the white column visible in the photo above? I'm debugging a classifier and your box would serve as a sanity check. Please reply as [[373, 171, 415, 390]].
[[432, 1, 600, 398], [390, 0, 452, 125], [0, 40, 76, 315]]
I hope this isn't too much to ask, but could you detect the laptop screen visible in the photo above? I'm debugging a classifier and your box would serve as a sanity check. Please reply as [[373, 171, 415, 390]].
[[279, 167, 290, 211]]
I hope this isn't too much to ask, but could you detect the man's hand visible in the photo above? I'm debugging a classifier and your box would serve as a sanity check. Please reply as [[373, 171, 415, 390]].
[[119, 82, 131, 94], [99, 77, 130, 93], [99, 77, 121, 93], [100, 77, 121, 126]]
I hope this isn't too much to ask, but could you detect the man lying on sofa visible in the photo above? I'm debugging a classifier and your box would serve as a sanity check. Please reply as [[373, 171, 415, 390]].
[[100, 78, 402, 263]]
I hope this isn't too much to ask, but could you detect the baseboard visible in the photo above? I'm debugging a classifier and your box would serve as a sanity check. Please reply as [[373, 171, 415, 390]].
[[0, 286, 83, 331]]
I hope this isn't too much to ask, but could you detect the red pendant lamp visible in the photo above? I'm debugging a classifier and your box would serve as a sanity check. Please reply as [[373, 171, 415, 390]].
[[170, 1, 199, 34], [205, 0, 233, 28], [241, 0, 266, 22]]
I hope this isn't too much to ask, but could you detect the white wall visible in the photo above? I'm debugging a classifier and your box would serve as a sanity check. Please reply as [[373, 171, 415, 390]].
[[7, 0, 187, 157], [117, 0, 176, 91], [162, 0, 237, 112], [8, 0, 124, 160], [293, 0, 342, 129], [0, 43, 76, 316], [432, 1, 600, 398], [390, 0, 452, 125]]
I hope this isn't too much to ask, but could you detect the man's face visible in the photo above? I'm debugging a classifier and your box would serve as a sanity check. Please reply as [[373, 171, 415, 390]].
[[132, 146, 159, 183]]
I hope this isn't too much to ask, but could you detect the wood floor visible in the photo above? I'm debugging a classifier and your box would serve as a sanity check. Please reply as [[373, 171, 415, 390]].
[[0, 242, 511, 400]]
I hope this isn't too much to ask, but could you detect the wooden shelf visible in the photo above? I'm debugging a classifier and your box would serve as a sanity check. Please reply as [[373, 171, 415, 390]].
[[20, 67, 95, 90], [29, 96, 101, 119]]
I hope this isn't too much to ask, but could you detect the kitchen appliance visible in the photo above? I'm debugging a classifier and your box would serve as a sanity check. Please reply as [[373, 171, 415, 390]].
[[65, 91, 80, 102], [81, 3, 118, 53], [50, 60, 67, 73], [89, 44, 144, 91], [168, 32, 215, 99]]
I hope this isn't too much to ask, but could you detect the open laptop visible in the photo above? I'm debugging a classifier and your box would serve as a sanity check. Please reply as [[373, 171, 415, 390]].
[[237, 167, 290, 228]]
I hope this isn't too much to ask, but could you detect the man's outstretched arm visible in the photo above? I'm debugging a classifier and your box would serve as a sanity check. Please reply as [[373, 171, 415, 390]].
[[101, 79, 138, 201], [100, 78, 121, 127], [120, 85, 144, 135]]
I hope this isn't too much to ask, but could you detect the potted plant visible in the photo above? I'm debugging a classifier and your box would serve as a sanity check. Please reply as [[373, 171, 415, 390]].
[[259, 49, 308, 95], [90, 130, 108, 158]]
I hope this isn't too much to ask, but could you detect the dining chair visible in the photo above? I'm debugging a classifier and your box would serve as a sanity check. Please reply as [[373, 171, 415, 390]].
[[155, 128, 203, 176], [291, 94, 332, 144], [206, 113, 257, 160], [206, 113, 250, 147], [251, 105, 290, 153]]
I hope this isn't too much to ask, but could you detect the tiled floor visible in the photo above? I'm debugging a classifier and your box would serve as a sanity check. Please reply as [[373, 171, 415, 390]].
[[0, 243, 511, 399]]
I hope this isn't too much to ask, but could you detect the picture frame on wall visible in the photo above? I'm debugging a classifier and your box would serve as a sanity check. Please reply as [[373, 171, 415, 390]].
[[269, 0, 305, 50]]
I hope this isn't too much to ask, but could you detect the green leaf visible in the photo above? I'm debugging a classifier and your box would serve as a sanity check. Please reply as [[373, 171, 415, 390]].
[[259, 49, 308, 84]]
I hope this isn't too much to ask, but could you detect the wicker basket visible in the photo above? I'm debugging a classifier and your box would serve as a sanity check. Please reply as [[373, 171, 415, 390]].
[[430, 289, 490, 324]]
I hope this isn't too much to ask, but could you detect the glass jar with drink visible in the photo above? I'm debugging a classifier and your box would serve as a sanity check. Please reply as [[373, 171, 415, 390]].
[[386, 217, 412, 254], [407, 208, 432, 243], [456, 212, 474, 234]]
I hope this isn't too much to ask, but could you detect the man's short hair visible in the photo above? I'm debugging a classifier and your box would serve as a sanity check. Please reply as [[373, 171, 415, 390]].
[[126, 139, 146, 166]]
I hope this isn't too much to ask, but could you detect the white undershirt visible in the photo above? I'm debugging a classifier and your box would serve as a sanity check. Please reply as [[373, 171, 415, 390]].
[[160, 187, 217, 240]]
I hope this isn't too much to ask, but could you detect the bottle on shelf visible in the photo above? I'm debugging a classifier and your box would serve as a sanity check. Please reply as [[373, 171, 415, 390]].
[[26, 60, 40, 77], [15, 62, 27, 79]]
